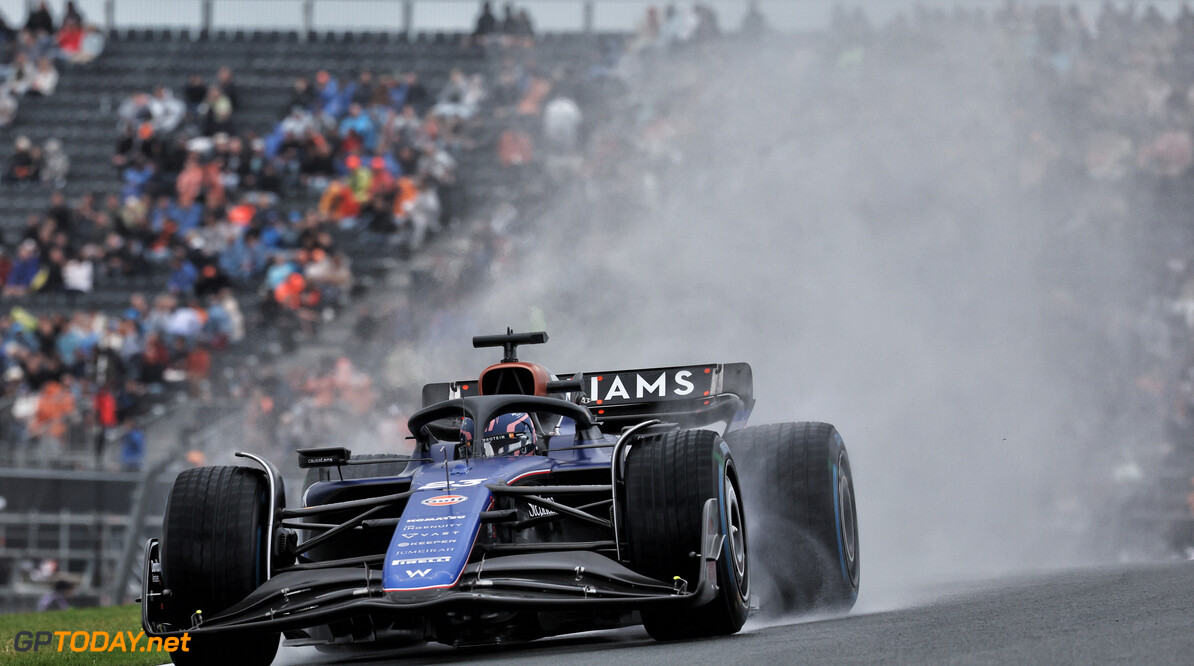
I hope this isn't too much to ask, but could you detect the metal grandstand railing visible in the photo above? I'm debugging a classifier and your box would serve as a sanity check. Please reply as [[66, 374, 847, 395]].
[[0, 463, 174, 612], [0, 394, 106, 470], [0, 391, 177, 471]]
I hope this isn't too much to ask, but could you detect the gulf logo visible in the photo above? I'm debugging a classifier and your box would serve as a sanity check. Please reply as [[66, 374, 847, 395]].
[[421, 494, 467, 507]]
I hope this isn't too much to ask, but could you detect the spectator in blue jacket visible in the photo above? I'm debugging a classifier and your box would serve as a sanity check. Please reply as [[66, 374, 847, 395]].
[[338, 103, 377, 152], [119, 418, 145, 471], [314, 70, 342, 117], [166, 255, 198, 294], [218, 236, 250, 281], [3, 240, 41, 297]]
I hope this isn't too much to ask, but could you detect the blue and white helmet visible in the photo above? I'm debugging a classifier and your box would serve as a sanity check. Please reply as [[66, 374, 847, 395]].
[[459, 412, 536, 457]]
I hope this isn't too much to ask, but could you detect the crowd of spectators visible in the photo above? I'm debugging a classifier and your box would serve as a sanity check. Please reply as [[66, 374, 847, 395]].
[[0, 167, 368, 466], [0, 59, 348, 468], [626, 2, 728, 51], [0, 1, 573, 469], [3, 134, 68, 186], [269, 65, 466, 249], [0, 1, 103, 130], [0, 287, 245, 468], [471, 2, 536, 47]]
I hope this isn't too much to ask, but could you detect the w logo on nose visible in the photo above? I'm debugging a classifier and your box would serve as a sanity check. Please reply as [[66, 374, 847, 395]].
[[406, 569, 432, 578]]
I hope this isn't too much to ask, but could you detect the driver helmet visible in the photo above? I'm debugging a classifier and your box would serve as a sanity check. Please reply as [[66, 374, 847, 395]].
[[459, 412, 536, 457]]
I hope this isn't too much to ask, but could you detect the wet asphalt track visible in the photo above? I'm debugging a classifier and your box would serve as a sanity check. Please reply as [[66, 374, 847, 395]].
[[266, 560, 1194, 665]]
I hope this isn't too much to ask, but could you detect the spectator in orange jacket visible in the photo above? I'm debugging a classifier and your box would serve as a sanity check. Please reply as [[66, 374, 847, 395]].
[[392, 176, 418, 219], [31, 380, 76, 445], [368, 156, 395, 197], [92, 383, 118, 459], [185, 343, 212, 397], [318, 179, 360, 224], [274, 272, 306, 309]]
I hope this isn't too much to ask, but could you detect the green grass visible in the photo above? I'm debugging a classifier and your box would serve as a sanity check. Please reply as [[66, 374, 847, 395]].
[[0, 605, 169, 665]]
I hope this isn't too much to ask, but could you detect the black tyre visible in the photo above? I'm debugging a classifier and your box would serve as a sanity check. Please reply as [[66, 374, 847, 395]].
[[624, 429, 749, 640], [302, 454, 409, 494], [161, 466, 280, 666], [726, 422, 858, 614]]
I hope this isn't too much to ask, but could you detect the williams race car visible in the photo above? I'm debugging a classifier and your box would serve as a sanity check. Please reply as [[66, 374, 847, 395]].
[[140, 331, 859, 665]]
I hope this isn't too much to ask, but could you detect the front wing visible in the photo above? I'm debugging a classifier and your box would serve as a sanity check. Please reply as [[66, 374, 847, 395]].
[[141, 499, 726, 638]]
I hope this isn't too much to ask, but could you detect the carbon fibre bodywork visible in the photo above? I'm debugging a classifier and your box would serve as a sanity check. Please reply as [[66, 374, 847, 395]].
[[142, 359, 752, 649]]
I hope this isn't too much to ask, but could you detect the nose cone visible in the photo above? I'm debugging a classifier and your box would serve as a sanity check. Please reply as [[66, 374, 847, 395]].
[[383, 482, 487, 592]]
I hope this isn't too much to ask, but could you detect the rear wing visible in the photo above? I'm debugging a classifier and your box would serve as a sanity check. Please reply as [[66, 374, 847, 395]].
[[421, 362, 755, 432]]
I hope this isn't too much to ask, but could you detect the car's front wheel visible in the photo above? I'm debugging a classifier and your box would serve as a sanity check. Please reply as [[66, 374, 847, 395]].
[[623, 429, 750, 640], [160, 465, 280, 666]]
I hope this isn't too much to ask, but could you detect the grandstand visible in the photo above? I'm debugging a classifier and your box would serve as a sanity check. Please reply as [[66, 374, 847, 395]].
[[1, 27, 610, 215], [0, 1, 614, 612]]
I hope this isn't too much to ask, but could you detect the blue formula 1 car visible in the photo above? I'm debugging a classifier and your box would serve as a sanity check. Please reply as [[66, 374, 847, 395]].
[[140, 331, 859, 665]]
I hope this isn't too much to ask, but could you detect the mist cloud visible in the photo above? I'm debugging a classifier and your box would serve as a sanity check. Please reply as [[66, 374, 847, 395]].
[[407, 24, 1165, 608]]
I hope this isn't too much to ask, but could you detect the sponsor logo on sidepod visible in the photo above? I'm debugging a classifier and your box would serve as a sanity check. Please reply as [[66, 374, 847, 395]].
[[421, 494, 467, 506]]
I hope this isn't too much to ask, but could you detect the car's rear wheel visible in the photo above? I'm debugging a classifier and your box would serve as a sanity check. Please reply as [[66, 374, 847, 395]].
[[726, 422, 859, 614], [623, 429, 749, 640], [161, 466, 280, 666]]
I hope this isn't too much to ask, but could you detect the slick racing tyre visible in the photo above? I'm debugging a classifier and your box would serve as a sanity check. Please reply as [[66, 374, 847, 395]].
[[302, 453, 409, 493], [624, 429, 749, 640], [161, 466, 280, 666], [726, 422, 859, 614]]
